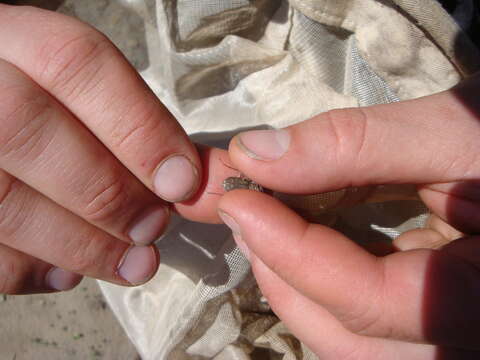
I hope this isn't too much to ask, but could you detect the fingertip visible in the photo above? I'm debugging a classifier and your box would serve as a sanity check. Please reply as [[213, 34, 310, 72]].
[[117, 245, 159, 286], [128, 205, 170, 246], [217, 189, 309, 264], [46, 267, 83, 291], [218, 210, 251, 260], [393, 229, 449, 251], [174, 147, 244, 223], [153, 155, 201, 203], [218, 189, 306, 228]]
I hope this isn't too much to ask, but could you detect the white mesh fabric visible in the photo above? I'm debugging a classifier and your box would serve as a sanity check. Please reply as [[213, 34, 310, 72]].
[[96, 0, 480, 359]]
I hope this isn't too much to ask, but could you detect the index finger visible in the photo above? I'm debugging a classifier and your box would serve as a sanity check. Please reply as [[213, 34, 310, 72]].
[[0, 5, 200, 202]]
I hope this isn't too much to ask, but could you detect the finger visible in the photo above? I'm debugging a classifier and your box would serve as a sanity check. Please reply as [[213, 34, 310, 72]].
[[0, 171, 158, 286], [425, 214, 464, 241], [219, 191, 386, 335], [393, 229, 450, 251], [0, 4, 201, 202], [219, 190, 480, 349], [174, 147, 385, 225], [0, 244, 82, 294], [252, 256, 437, 360], [418, 183, 480, 234], [394, 214, 464, 251], [0, 58, 169, 246], [228, 76, 480, 194], [174, 146, 242, 223], [172, 147, 409, 236]]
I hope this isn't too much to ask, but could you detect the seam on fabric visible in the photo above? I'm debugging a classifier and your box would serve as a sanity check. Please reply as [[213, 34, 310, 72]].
[[175, 36, 234, 59], [390, 0, 480, 76], [254, 6, 296, 125], [388, 1, 465, 77], [295, 0, 342, 22], [283, 1, 295, 51], [292, 0, 356, 29]]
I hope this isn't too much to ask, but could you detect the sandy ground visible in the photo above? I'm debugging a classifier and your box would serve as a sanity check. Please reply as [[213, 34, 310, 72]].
[[0, 278, 139, 360], [0, 1, 153, 359]]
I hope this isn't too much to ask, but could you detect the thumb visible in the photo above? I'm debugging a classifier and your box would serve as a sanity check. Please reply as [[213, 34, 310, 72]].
[[228, 75, 480, 194]]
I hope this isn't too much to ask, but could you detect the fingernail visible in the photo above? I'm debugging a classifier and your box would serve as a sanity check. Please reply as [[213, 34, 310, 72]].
[[128, 206, 169, 246], [218, 210, 250, 260], [117, 246, 158, 285], [46, 267, 82, 291], [237, 129, 290, 161], [154, 155, 198, 202]]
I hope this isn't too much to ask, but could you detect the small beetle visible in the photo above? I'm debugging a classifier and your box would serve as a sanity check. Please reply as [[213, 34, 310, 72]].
[[213, 158, 265, 194], [223, 176, 264, 193]]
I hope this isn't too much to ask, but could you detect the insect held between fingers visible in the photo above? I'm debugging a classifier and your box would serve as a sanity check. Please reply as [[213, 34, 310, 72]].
[[223, 176, 264, 192], [218, 158, 264, 192], [207, 158, 265, 195]]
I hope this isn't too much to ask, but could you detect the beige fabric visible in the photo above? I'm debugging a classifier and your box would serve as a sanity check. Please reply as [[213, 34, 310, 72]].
[[391, 0, 480, 76], [98, 1, 480, 359], [290, 0, 463, 99]]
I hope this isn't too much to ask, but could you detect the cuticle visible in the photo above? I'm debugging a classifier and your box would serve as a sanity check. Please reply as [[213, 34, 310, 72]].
[[218, 209, 242, 236], [116, 245, 159, 286], [115, 245, 133, 284], [236, 135, 263, 161]]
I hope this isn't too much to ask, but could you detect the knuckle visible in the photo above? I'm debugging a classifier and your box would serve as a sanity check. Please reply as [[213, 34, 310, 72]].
[[63, 231, 98, 274], [65, 231, 117, 274], [0, 171, 17, 211], [340, 304, 384, 336], [0, 86, 55, 161], [340, 260, 387, 337], [37, 27, 113, 101], [0, 173, 30, 239], [0, 257, 24, 294], [80, 173, 129, 225], [322, 108, 370, 176], [110, 99, 160, 152]]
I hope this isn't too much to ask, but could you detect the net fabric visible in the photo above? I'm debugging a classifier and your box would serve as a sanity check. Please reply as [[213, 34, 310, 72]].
[[97, 0, 480, 359]]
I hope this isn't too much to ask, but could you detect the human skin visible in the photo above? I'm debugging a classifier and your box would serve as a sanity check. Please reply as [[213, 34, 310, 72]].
[[0, 4, 204, 293], [217, 74, 480, 359], [2, 5, 480, 356]]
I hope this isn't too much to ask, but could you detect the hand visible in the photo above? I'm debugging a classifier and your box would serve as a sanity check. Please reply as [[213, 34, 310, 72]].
[[0, 5, 203, 294], [218, 74, 480, 358]]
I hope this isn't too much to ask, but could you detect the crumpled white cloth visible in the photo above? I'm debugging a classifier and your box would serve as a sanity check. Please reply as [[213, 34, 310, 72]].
[[98, 1, 480, 359]]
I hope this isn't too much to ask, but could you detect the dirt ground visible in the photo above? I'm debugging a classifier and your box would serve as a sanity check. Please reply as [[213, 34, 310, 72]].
[[0, 278, 140, 360], [0, 1, 153, 359]]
